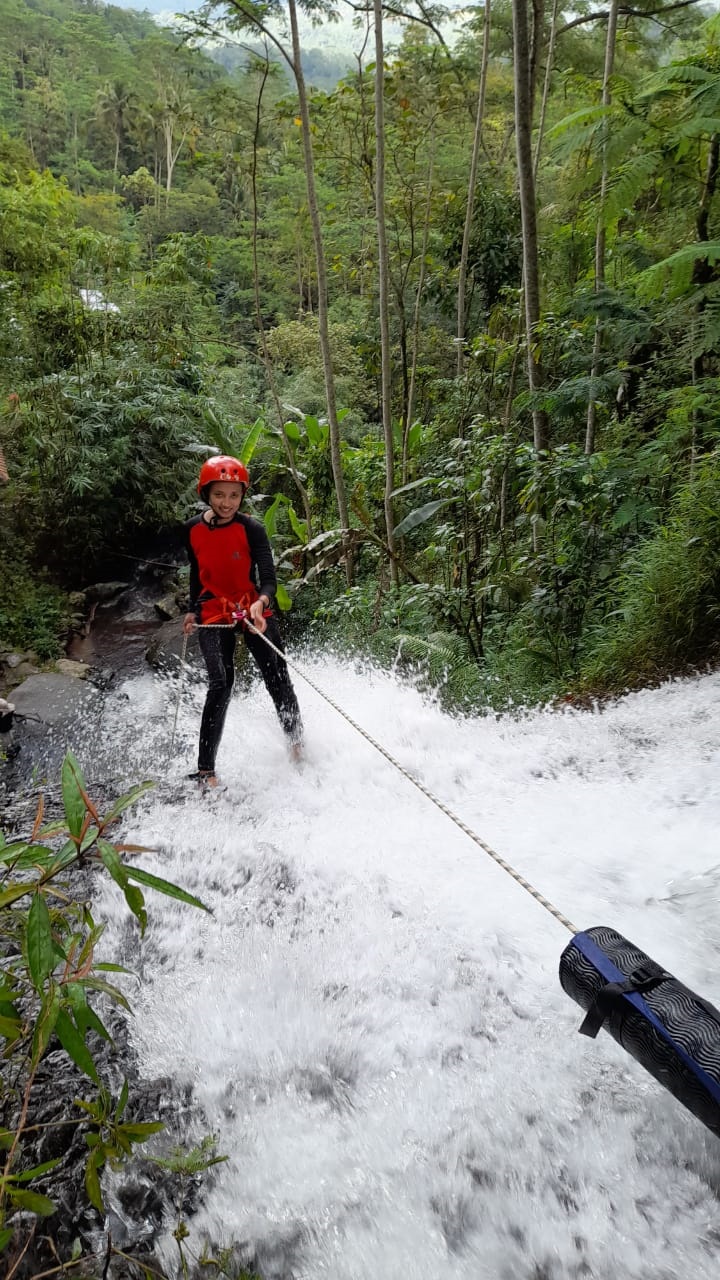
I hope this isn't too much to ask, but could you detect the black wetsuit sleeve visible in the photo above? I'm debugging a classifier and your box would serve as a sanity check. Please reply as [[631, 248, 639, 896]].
[[244, 516, 277, 605], [184, 519, 202, 618]]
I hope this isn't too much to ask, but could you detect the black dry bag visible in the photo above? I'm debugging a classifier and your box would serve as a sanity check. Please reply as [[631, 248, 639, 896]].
[[559, 925, 720, 1138]]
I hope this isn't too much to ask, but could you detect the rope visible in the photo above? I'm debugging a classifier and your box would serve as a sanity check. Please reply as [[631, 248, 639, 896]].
[[189, 615, 578, 936], [168, 631, 189, 757]]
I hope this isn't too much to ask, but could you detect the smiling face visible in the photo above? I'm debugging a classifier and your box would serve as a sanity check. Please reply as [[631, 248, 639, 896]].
[[207, 481, 245, 523]]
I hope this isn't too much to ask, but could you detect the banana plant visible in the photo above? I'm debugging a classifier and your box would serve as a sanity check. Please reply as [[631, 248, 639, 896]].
[[188, 405, 267, 466]]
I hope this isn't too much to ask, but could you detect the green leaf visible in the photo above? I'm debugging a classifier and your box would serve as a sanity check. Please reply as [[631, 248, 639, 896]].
[[119, 1121, 164, 1142], [123, 883, 147, 934], [85, 1148, 104, 1212], [48, 840, 79, 875], [283, 419, 301, 443], [0, 1013, 22, 1042], [81, 978, 131, 1012], [0, 881, 36, 908], [61, 752, 87, 840], [287, 506, 307, 544], [116, 1078, 129, 1120], [125, 866, 211, 913], [6, 1188, 56, 1216], [264, 492, 285, 538], [98, 840, 128, 890], [13, 845, 56, 871], [393, 498, 454, 538], [390, 476, 437, 498], [32, 985, 61, 1064], [11, 1157, 62, 1183], [304, 415, 322, 446], [65, 983, 112, 1043], [0, 1227, 13, 1252], [407, 422, 423, 454], [0, 841, 31, 865], [275, 582, 292, 612], [239, 418, 265, 464], [27, 893, 56, 991], [55, 1009, 99, 1084], [80, 825, 100, 853], [37, 820, 68, 838], [100, 781, 154, 826]]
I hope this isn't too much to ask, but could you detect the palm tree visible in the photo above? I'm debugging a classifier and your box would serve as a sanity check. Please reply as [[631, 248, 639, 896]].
[[95, 80, 136, 190]]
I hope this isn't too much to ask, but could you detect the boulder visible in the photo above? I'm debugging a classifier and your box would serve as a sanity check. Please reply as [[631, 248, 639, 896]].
[[86, 581, 130, 602], [11, 673, 99, 728], [7, 660, 40, 683], [54, 658, 90, 679], [4, 652, 28, 669], [154, 594, 180, 621]]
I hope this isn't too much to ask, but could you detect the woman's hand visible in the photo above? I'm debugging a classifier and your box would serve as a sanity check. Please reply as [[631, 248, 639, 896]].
[[183, 612, 196, 636], [248, 597, 268, 633]]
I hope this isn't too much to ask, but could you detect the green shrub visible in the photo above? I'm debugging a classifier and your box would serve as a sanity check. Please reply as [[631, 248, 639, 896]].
[[584, 450, 720, 686], [0, 557, 69, 659]]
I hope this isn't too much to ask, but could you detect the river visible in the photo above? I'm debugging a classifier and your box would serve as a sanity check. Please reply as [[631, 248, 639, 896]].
[[91, 653, 720, 1278]]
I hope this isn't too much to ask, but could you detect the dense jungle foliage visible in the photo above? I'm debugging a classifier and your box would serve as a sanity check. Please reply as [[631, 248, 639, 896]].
[[2, 0, 720, 705]]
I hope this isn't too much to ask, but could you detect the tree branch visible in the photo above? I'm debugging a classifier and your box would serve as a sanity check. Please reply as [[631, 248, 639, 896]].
[[557, 0, 701, 36]]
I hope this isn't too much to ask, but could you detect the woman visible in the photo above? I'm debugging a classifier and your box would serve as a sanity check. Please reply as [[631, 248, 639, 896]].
[[183, 455, 302, 786]]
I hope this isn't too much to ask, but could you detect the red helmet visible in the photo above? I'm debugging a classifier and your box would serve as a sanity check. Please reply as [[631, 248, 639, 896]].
[[197, 455, 249, 497]]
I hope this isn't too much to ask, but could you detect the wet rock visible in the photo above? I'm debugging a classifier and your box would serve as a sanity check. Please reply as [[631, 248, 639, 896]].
[[4, 651, 32, 669], [11, 673, 100, 727], [86, 581, 130, 602], [54, 658, 90, 679], [88, 666, 116, 691], [154, 593, 180, 621], [5, 659, 40, 684], [146, 619, 196, 673]]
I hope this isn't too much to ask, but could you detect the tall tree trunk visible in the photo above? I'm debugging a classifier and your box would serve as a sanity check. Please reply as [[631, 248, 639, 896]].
[[373, 0, 398, 583], [250, 56, 313, 536], [512, 0, 548, 452], [585, 0, 619, 456], [533, 0, 560, 178], [405, 132, 435, 483], [164, 122, 174, 194], [457, 0, 492, 376], [287, 0, 353, 583], [529, 0, 546, 108]]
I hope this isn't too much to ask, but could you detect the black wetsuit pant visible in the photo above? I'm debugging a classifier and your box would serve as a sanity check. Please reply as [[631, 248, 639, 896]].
[[197, 619, 302, 772]]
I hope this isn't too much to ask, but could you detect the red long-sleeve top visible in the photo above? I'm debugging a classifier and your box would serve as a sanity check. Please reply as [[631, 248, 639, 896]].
[[185, 512, 277, 625]]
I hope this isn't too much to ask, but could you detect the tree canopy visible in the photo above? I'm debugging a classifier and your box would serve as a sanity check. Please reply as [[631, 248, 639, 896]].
[[1, 0, 720, 701]]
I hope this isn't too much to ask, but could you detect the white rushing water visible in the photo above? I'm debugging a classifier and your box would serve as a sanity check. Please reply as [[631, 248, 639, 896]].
[[94, 654, 720, 1278]]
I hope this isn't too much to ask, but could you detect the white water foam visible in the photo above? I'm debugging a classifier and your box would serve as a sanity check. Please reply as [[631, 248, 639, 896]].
[[93, 655, 720, 1278]]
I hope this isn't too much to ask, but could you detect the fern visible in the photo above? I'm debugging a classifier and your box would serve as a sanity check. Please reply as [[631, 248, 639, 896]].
[[633, 241, 720, 301], [600, 151, 661, 229], [638, 63, 714, 98]]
